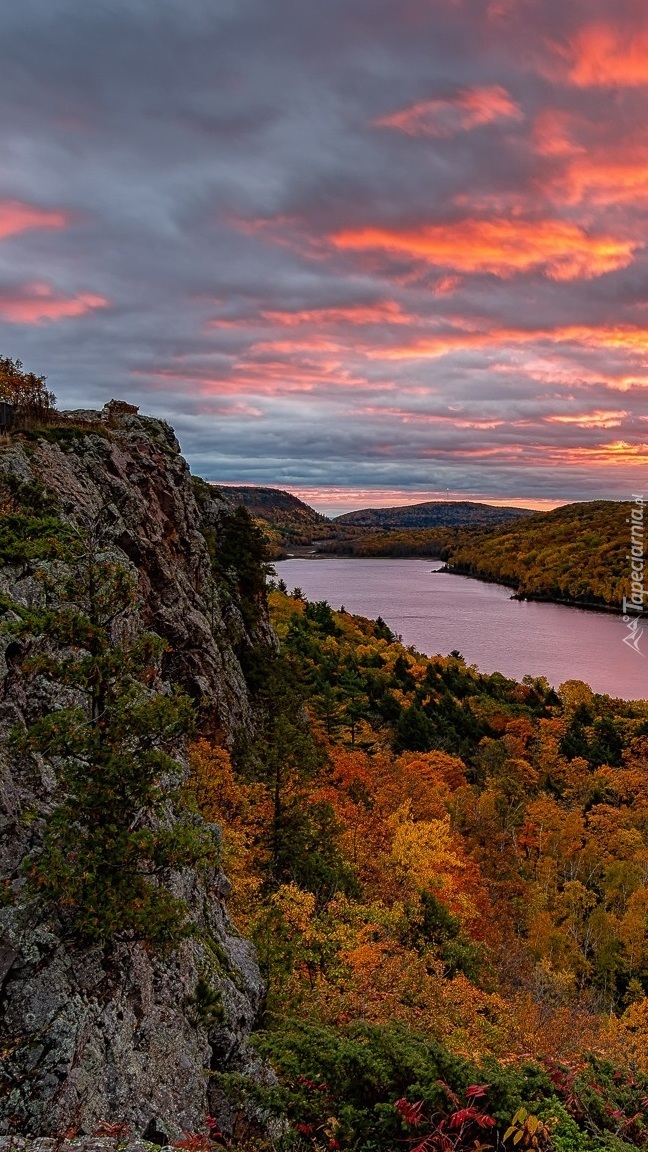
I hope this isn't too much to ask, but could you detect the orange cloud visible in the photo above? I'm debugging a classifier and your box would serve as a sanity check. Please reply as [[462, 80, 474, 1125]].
[[373, 84, 522, 138], [209, 300, 412, 330], [0, 282, 108, 323], [0, 200, 69, 240], [330, 218, 638, 280], [260, 301, 412, 327], [371, 322, 648, 372], [534, 108, 648, 207], [568, 22, 648, 87], [290, 486, 562, 512], [417, 441, 648, 467], [547, 410, 628, 429]]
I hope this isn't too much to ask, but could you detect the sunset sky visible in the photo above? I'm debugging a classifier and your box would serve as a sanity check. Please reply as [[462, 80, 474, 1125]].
[[1, 0, 648, 511]]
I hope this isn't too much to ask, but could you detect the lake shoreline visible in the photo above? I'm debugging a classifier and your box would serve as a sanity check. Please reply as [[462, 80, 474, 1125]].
[[275, 556, 645, 699], [284, 550, 623, 617]]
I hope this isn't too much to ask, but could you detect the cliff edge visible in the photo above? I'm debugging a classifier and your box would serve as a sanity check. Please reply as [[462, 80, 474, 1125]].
[[0, 404, 273, 1139]]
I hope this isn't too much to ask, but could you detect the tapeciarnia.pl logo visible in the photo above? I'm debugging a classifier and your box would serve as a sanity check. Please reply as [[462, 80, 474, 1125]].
[[622, 494, 645, 656]]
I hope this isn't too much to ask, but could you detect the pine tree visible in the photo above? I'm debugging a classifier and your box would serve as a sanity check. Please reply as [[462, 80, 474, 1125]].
[[8, 533, 215, 945]]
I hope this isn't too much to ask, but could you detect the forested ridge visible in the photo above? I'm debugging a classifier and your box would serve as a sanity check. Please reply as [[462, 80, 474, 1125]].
[[334, 500, 533, 529], [447, 502, 630, 610]]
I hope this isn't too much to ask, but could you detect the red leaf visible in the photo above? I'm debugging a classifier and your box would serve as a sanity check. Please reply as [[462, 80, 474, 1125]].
[[173, 1135, 211, 1152], [395, 1098, 425, 1128], [450, 1108, 479, 1128], [449, 1109, 496, 1130], [411, 1138, 435, 1152]]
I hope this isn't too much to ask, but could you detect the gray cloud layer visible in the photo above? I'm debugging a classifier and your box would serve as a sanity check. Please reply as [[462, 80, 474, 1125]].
[[0, 0, 647, 502]]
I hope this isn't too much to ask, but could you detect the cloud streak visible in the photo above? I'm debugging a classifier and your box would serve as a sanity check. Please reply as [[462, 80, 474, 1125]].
[[373, 85, 523, 138]]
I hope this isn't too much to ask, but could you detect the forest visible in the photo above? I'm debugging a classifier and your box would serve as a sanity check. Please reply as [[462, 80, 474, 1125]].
[[187, 573, 648, 1150], [446, 502, 630, 610]]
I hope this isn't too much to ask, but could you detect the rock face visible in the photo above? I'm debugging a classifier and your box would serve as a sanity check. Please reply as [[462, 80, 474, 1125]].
[[0, 406, 273, 1138]]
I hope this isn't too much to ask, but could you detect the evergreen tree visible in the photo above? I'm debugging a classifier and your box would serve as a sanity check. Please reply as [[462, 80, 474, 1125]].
[[8, 537, 214, 945]]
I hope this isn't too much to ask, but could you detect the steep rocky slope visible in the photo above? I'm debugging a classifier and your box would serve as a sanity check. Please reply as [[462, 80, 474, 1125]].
[[0, 404, 273, 1139]]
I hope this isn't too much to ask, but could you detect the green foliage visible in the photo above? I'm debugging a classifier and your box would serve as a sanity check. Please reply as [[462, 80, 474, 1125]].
[[247, 1021, 648, 1152], [0, 473, 74, 565], [186, 976, 225, 1028], [249, 1020, 545, 1152], [6, 534, 215, 946], [394, 701, 435, 752], [561, 713, 625, 768], [239, 648, 356, 905], [202, 504, 271, 629], [408, 891, 483, 980]]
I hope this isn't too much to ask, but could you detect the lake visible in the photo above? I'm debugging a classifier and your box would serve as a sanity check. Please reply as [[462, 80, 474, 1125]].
[[274, 558, 648, 701]]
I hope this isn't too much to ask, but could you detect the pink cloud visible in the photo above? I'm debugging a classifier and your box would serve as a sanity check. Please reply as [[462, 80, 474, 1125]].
[[0, 200, 69, 240], [567, 22, 648, 88], [0, 282, 108, 324], [373, 85, 522, 138]]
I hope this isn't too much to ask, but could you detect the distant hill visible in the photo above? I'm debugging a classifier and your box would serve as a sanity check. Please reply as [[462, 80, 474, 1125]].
[[448, 500, 629, 610], [334, 500, 534, 529], [219, 485, 327, 531], [215, 485, 344, 557]]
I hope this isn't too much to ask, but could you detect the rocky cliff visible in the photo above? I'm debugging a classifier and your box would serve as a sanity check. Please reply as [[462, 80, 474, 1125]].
[[0, 404, 273, 1139]]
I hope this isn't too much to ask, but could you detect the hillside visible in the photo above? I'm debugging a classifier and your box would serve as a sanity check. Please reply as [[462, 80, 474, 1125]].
[[448, 499, 630, 610], [215, 484, 350, 556], [219, 484, 327, 531], [316, 524, 471, 557], [334, 499, 534, 529], [190, 581, 648, 1150]]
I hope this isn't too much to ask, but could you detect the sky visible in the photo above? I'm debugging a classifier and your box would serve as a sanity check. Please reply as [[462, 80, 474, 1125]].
[[1, 0, 647, 513]]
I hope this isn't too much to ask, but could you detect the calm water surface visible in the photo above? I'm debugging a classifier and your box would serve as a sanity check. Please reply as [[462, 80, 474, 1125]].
[[275, 558, 647, 701]]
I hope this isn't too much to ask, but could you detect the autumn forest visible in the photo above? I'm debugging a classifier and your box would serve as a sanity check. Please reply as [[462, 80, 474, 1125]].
[[187, 571, 648, 1150]]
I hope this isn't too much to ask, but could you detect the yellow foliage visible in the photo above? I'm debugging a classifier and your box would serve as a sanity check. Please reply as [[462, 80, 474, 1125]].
[[604, 996, 648, 1073]]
